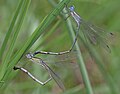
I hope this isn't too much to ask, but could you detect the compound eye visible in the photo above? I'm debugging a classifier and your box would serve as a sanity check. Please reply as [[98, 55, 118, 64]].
[[69, 6, 74, 11], [26, 53, 33, 59]]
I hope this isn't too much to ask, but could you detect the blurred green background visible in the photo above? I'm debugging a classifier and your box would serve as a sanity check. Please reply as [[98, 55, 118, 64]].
[[0, 0, 120, 94]]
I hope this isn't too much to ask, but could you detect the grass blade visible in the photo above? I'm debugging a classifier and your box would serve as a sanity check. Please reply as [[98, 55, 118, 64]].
[[0, 0, 23, 59], [0, 0, 31, 86], [0, 0, 71, 87]]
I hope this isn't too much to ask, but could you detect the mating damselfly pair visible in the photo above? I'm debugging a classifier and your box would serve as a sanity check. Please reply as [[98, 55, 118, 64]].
[[14, 4, 113, 90]]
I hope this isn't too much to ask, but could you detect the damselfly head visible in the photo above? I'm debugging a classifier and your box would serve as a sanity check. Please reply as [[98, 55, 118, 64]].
[[69, 6, 75, 12], [26, 53, 33, 59]]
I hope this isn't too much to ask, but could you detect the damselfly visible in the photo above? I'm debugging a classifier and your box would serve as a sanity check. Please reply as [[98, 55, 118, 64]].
[[33, 5, 113, 57], [14, 53, 65, 90], [65, 5, 113, 52]]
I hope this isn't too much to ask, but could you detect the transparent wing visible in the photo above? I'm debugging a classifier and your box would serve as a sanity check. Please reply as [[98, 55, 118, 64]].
[[41, 50, 78, 65], [42, 61, 65, 90], [81, 19, 112, 52], [30, 57, 65, 90]]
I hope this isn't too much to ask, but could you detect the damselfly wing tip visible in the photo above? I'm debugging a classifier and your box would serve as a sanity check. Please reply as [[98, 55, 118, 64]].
[[110, 32, 114, 35], [106, 45, 111, 53]]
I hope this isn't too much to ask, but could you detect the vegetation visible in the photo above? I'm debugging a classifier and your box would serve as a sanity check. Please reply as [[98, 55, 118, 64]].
[[0, 0, 120, 94]]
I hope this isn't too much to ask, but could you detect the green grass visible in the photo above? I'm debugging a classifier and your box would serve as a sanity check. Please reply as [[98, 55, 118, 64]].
[[0, 0, 31, 82], [0, 0, 120, 94]]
